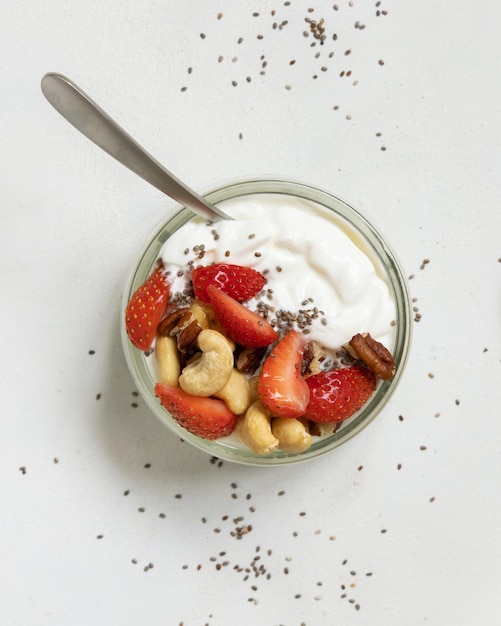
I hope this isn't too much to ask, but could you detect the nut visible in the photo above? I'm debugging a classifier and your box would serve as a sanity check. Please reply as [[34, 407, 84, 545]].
[[308, 420, 342, 437], [236, 346, 267, 374], [157, 307, 193, 336], [177, 320, 202, 351], [189, 300, 211, 330], [247, 376, 260, 403], [236, 400, 279, 455], [215, 368, 252, 415], [272, 417, 312, 453], [155, 335, 181, 386], [349, 333, 396, 380], [179, 329, 234, 396], [302, 341, 327, 377], [157, 307, 202, 351]]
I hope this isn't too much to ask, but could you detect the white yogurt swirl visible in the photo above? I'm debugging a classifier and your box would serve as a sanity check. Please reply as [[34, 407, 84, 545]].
[[158, 193, 396, 352]]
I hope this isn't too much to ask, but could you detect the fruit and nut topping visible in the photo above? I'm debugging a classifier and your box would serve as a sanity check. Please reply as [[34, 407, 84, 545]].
[[125, 261, 396, 454]]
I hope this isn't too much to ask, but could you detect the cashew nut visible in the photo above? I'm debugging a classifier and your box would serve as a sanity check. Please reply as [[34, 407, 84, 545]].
[[179, 329, 234, 396], [248, 376, 260, 403], [215, 368, 252, 415], [272, 417, 312, 454], [155, 335, 181, 386], [190, 300, 211, 330], [194, 302, 236, 351], [236, 400, 279, 455]]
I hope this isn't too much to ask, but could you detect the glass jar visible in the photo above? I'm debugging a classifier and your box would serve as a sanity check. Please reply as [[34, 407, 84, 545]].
[[121, 178, 412, 466]]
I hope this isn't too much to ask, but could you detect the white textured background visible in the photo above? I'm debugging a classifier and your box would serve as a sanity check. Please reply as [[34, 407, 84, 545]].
[[1, 1, 500, 625]]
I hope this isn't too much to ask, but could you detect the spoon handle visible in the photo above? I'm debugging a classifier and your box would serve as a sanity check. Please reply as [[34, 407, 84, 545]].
[[41, 73, 231, 222]]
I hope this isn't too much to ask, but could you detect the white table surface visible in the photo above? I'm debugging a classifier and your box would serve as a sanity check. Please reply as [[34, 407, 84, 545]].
[[2, 1, 500, 624]]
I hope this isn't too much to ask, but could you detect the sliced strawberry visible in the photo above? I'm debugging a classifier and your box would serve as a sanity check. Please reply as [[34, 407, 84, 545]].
[[304, 365, 377, 423], [258, 329, 310, 419], [192, 263, 266, 303], [125, 265, 170, 351], [206, 284, 278, 348], [155, 383, 237, 440]]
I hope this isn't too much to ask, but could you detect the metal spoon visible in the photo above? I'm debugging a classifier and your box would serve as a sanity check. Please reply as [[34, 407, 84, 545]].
[[41, 72, 232, 222]]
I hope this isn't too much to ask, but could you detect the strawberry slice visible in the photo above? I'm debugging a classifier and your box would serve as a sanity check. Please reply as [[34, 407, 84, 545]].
[[304, 365, 377, 423], [206, 284, 278, 348], [192, 263, 266, 303], [258, 329, 310, 419], [155, 383, 237, 440], [125, 265, 170, 351]]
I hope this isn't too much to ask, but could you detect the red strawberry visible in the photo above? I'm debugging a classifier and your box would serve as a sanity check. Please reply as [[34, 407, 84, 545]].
[[155, 383, 237, 440], [304, 365, 377, 423], [191, 263, 266, 303], [258, 330, 310, 419], [125, 266, 170, 351], [206, 284, 278, 348]]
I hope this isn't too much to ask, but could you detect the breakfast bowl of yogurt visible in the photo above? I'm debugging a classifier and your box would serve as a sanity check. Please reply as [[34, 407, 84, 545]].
[[121, 178, 412, 466]]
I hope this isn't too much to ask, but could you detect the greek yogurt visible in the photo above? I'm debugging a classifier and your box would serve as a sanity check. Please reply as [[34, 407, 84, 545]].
[[156, 193, 396, 355]]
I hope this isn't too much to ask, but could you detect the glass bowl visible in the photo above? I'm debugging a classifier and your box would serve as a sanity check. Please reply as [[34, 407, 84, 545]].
[[121, 178, 412, 466]]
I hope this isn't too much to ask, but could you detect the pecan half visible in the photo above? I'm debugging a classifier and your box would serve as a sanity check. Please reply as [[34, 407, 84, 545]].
[[349, 333, 396, 380], [236, 346, 266, 374], [157, 307, 202, 352], [177, 320, 203, 351], [157, 308, 193, 336]]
